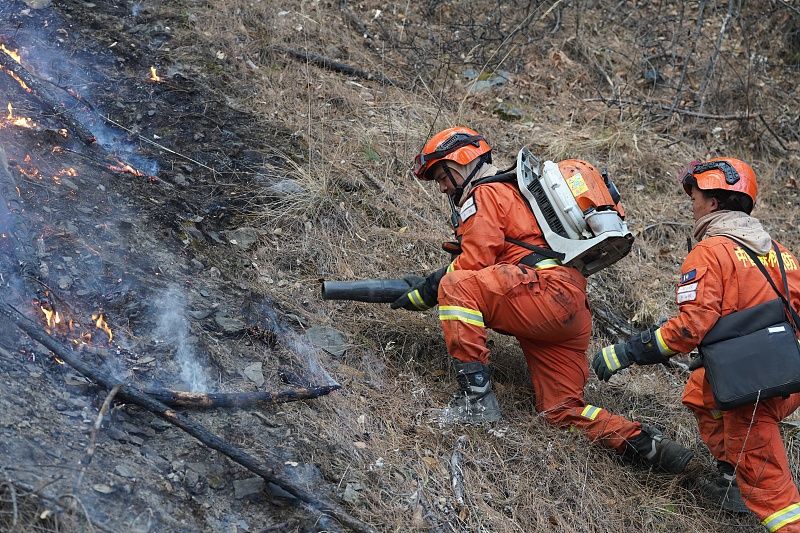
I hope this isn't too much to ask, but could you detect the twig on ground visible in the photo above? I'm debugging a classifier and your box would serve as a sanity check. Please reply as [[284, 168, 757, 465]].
[[0, 302, 374, 533], [759, 115, 790, 152], [450, 435, 468, 509], [268, 44, 407, 90], [57, 493, 96, 533], [73, 384, 122, 490], [99, 115, 219, 177], [585, 97, 755, 121], [0, 480, 19, 526]]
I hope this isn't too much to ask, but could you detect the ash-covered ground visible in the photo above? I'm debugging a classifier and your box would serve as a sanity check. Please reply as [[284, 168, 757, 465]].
[[0, 1, 346, 531]]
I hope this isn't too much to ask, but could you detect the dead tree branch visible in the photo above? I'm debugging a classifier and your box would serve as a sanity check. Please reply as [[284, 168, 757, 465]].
[[141, 385, 340, 408], [73, 384, 122, 490], [268, 44, 408, 90], [0, 303, 374, 533], [0, 52, 96, 145], [698, 0, 737, 112], [585, 97, 756, 121], [670, 0, 707, 113], [450, 435, 468, 509]]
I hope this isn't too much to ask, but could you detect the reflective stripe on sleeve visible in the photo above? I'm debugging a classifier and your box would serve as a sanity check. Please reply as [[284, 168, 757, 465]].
[[601, 345, 622, 371], [762, 503, 800, 532], [439, 306, 484, 327], [447, 261, 456, 273], [408, 289, 427, 310], [655, 328, 677, 356], [580, 404, 602, 420]]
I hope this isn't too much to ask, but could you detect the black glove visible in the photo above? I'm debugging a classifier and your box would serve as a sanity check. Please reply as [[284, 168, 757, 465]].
[[391, 266, 447, 311], [591, 342, 633, 382], [592, 326, 670, 381]]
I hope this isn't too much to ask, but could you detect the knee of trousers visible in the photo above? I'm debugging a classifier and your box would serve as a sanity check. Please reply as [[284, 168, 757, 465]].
[[438, 269, 482, 305]]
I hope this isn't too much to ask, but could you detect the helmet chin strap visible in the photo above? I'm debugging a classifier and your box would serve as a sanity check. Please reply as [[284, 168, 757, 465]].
[[446, 158, 485, 205]]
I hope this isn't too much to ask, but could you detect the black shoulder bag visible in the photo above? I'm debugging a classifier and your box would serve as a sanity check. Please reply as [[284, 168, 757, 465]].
[[699, 240, 800, 410]]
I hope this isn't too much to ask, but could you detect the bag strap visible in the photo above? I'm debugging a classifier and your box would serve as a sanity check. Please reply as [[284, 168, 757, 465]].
[[737, 241, 800, 331]]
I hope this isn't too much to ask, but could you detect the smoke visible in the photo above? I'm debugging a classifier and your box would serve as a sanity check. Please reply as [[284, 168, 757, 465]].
[[4, 19, 160, 177], [259, 302, 337, 387], [154, 285, 209, 392], [0, 145, 24, 301]]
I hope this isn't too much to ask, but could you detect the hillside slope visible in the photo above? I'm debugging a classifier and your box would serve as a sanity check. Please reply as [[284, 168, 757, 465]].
[[2, 0, 799, 532]]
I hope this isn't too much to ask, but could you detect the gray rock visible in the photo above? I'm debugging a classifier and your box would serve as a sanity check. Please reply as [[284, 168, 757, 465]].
[[464, 69, 512, 94], [493, 102, 524, 121], [233, 477, 264, 500], [115, 465, 136, 478], [342, 482, 361, 504], [305, 326, 349, 357], [24, 0, 52, 8], [266, 178, 305, 197], [214, 313, 247, 334], [221, 227, 263, 250], [242, 362, 265, 386]]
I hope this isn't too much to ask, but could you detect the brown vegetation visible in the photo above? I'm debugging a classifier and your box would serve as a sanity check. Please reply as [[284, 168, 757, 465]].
[[3, 0, 800, 531]]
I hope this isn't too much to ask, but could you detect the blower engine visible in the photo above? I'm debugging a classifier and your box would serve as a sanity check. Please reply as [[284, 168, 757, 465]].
[[516, 147, 634, 276]]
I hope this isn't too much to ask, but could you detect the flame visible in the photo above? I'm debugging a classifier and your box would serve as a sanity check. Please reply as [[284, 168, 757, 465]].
[[148, 66, 161, 82], [4, 103, 36, 128], [17, 164, 40, 179], [92, 313, 113, 343], [0, 44, 21, 63], [1, 66, 31, 92], [109, 159, 145, 177]]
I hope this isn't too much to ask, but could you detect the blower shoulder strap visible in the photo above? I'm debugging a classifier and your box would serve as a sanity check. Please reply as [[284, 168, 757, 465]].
[[470, 166, 566, 262], [505, 237, 566, 260], [734, 239, 800, 331]]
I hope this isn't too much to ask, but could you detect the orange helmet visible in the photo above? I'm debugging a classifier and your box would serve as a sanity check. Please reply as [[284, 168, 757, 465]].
[[412, 126, 491, 180], [681, 157, 758, 207]]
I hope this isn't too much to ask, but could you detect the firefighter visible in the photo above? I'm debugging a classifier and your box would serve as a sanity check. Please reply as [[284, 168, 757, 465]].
[[592, 158, 800, 530], [393, 126, 693, 473]]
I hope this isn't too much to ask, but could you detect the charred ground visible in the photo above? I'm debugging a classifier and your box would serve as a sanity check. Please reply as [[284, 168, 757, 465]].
[[1, 1, 800, 532]]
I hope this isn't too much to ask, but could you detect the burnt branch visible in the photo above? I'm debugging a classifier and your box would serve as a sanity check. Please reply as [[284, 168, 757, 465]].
[[268, 44, 409, 90], [141, 385, 340, 409], [0, 302, 374, 533], [0, 52, 96, 145]]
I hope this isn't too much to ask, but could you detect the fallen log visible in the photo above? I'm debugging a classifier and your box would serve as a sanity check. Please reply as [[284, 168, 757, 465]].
[[142, 385, 340, 408], [0, 50, 97, 145], [0, 302, 374, 533], [268, 44, 408, 90]]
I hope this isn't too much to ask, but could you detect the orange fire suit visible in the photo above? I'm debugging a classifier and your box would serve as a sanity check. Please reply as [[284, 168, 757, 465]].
[[658, 236, 800, 531], [437, 180, 641, 451]]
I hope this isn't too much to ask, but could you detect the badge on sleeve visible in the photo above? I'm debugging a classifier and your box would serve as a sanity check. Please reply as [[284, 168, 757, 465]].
[[460, 197, 477, 222], [679, 269, 696, 284]]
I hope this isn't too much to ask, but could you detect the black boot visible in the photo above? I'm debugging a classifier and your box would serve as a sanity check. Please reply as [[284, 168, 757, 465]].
[[439, 361, 501, 424], [629, 424, 693, 474], [703, 461, 749, 514]]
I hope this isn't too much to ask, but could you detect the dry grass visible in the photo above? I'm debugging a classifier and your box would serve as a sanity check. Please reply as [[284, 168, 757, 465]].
[[150, 0, 800, 531]]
